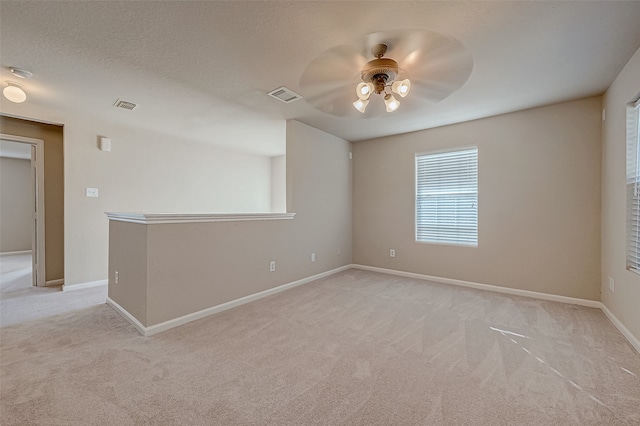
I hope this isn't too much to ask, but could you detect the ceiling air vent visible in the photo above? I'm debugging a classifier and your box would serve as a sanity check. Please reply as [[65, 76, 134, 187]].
[[113, 99, 137, 110], [267, 86, 302, 103]]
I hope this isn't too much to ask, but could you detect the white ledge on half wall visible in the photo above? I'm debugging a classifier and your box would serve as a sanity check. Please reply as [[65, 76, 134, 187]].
[[105, 212, 296, 224]]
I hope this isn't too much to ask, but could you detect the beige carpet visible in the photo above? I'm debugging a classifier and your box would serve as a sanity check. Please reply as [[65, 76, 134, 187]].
[[0, 253, 107, 326], [1, 269, 639, 425]]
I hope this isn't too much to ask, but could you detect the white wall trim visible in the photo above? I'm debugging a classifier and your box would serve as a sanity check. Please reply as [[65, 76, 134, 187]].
[[106, 212, 296, 225], [106, 297, 147, 335], [0, 250, 32, 256], [600, 303, 640, 354], [353, 265, 640, 352], [110, 265, 351, 337], [62, 279, 108, 292], [1, 133, 46, 286], [45, 278, 64, 287], [352, 264, 602, 308]]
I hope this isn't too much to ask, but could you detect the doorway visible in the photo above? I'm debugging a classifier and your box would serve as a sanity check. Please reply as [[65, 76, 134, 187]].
[[0, 134, 45, 286]]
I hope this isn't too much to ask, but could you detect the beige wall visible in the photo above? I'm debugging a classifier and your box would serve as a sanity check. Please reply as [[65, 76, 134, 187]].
[[602, 46, 640, 341], [353, 97, 602, 300], [271, 155, 286, 213], [108, 221, 147, 322], [0, 157, 32, 252], [109, 120, 353, 326], [67, 123, 272, 287], [0, 102, 283, 288], [0, 116, 64, 282]]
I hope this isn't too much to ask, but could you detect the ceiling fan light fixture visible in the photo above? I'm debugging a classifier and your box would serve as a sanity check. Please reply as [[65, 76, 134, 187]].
[[353, 44, 407, 113], [300, 29, 473, 118], [392, 79, 411, 97], [353, 98, 369, 113], [384, 93, 400, 112], [3, 81, 26, 103], [356, 82, 373, 100]]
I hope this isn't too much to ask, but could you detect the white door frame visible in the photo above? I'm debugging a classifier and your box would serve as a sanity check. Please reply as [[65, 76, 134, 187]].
[[0, 133, 46, 287]]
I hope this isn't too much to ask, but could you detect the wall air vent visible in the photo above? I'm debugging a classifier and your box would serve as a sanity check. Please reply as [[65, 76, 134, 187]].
[[113, 99, 137, 110], [267, 86, 302, 103]]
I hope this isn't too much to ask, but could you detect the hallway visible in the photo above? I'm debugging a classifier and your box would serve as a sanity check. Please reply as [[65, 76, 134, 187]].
[[0, 253, 106, 327]]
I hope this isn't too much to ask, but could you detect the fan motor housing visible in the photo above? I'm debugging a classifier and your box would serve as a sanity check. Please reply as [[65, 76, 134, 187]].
[[361, 57, 399, 87]]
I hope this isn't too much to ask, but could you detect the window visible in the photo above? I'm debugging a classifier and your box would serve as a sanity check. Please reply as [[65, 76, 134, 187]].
[[627, 97, 640, 273], [416, 146, 478, 246]]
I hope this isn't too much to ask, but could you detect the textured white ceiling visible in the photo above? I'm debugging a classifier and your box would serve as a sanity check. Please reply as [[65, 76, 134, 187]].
[[1, 1, 640, 156]]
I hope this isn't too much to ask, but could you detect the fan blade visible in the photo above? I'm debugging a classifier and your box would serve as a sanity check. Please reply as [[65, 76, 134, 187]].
[[303, 82, 359, 117], [299, 45, 367, 116], [366, 29, 473, 102]]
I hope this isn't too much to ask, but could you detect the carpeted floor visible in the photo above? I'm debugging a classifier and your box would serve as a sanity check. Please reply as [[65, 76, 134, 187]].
[[1, 269, 639, 425], [0, 253, 107, 326]]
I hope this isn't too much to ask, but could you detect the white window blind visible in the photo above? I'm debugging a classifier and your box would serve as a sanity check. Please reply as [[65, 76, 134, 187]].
[[626, 98, 640, 273], [416, 146, 478, 246]]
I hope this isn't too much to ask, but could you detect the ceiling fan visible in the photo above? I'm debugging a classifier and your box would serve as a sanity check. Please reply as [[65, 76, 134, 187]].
[[299, 29, 474, 117], [353, 43, 411, 113]]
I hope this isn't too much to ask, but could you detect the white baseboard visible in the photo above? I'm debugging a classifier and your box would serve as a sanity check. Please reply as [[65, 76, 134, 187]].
[[106, 297, 147, 335], [0, 250, 32, 256], [110, 265, 352, 337], [600, 303, 640, 354], [104, 263, 640, 353], [351, 264, 602, 308], [45, 278, 64, 287], [62, 279, 108, 292], [352, 264, 640, 352]]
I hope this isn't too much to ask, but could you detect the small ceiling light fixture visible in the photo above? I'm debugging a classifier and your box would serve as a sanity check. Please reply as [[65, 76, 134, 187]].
[[353, 44, 411, 113], [3, 81, 26, 103]]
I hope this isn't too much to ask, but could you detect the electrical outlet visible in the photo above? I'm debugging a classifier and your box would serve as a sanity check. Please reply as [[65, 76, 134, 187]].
[[609, 277, 614, 293], [269, 261, 276, 272], [114, 271, 119, 284], [311, 252, 316, 262], [390, 249, 396, 258], [85, 187, 99, 197]]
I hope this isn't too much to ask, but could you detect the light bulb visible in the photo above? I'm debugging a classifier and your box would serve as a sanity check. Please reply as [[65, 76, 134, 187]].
[[3, 82, 26, 103], [384, 94, 399, 112], [356, 82, 373, 100], [391, 79, 411, 97], [353, 98, 369, 113]]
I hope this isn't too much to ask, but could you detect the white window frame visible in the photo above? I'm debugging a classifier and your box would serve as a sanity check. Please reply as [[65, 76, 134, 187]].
[[415, 146, 478, 247], [626, 97, 640, 274]]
